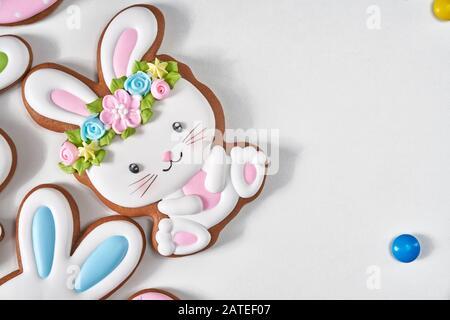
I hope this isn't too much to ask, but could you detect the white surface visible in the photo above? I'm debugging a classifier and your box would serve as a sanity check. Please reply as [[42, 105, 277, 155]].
[[0, 0, 449, 299]]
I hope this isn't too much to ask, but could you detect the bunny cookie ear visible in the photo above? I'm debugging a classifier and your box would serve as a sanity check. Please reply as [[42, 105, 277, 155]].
[[13, 186, 77, 277], [70, 216, 145, 299], [0, 35, 32, 94], [0, 185, 145, 300], [0, 129, 17, 192], [23, 64, 100, 132], [98, 5, 164, 88]]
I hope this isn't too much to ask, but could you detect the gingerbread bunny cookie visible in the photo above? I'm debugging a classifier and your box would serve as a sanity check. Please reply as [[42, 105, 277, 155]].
[[22, 4, 268, 257], [0, 0, 62, 26], [0, 184, 145, 299]]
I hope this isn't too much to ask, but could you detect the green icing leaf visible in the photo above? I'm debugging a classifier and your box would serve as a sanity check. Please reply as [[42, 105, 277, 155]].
[[0, 52, 8, 74], [140, 94, 155, 110], [164, 72, 181, 89], [92, 149, 106, 166], [86, 98, 103, 114], [110, 76, 127, 93], [72, 158, 92, 175], [166, 61, 178, 73], [58, 162, 76, 174], [99, 129, 116, 147], [141, 109, 153, 125], [65, 129, 83, 147], [121, 127, 136, 140], [132, 60, 150, 73]]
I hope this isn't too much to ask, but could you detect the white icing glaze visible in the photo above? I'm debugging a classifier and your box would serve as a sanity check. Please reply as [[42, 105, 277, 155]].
[[203, 145, 230, 193], [0, 132, 13, 188], [100, 6, 159, 88], [0, 187, 144, 300], [87, 78, 216, 208], [230, 146, 267, 198], [158, 195, 203, 216], [178, 173, 239, 228], [0, 36, 30, 91], [24, 68, 99, 127]]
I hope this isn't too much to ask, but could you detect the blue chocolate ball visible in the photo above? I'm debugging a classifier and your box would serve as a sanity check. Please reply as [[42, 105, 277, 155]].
[[391, 234, 420, 263]]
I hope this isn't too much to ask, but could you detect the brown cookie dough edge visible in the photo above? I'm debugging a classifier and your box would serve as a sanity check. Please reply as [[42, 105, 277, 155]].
[[0, 128, 17, 192], [128, 288, 180, 300]]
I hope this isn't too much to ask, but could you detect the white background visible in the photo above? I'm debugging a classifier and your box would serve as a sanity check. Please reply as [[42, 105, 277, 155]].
[[0, 0, 449, 299]]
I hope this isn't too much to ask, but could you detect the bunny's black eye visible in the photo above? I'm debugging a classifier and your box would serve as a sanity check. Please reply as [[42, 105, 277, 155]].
[[172, 122, 183, 132], [129, 163, 140, 174]]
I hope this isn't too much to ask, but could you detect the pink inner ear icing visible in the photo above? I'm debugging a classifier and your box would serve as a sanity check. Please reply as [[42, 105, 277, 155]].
[[50, 90, 90, 117], [174, 232, 198, 246], [132, 292, 174, 300], [244, 163, 257, 184], [0, 0, 58, 24], [113, 28, 138, 78], [183, 170, 221, 210]]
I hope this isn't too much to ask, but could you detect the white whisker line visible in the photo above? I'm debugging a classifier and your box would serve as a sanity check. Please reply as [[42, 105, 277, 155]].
[[129, 173, 152, 186], [182, 123, 202, 143], [130, 174, 155, 195], [141, 175, 158, 198]]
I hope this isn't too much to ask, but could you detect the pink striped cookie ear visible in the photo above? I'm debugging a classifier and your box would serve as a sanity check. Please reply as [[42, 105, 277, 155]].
[[0, 0, 62, 26], [22, 64, 100, 133], [98, 4, 165, 90]]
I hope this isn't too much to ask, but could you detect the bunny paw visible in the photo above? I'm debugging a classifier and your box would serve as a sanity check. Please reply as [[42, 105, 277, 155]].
[[156, 218, 176, 256], [230, 146, 267, 198], [155, 218, 211, 256]]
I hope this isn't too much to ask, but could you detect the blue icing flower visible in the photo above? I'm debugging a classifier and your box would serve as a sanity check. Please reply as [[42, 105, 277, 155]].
[[81, 116, 106, 142], [124, 71, 152, 97]]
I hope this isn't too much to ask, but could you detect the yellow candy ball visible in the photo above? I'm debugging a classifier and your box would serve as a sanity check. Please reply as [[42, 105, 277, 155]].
[[434, 0, 450, 21]]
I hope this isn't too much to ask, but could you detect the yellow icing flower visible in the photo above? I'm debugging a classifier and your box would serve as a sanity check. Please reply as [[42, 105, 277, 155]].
[[78, 141, 100, 162], [147, 58, 168, 80]]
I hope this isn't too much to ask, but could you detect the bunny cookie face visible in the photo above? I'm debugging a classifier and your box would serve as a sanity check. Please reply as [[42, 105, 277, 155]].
[[0, 185, 145, 299], [0, 35, 32, 93], [23, 4, 267, 257], [86, 82, 216, 207], [0, 0, 62, 26]]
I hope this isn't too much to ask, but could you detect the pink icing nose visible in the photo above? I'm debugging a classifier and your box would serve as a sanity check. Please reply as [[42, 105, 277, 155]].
[[162, 151, 172, 162]]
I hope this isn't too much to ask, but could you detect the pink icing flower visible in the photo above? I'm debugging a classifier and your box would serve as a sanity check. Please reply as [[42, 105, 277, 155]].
[[100, 89, 141, 134], [151, 79, 171, 100], [59, 141, 79, 166]]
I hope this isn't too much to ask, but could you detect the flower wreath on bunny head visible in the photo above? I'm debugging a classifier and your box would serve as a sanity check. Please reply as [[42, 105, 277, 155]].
[[23, 4, 268, 257]]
